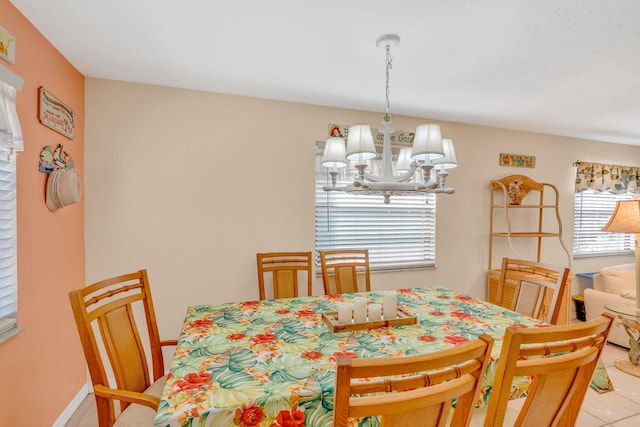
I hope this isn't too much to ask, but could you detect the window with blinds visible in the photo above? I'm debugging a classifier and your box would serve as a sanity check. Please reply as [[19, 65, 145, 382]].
[[0, 152, 17, 342], [573, 191, 635, 257], [315, 158, 437, 272], [0, 79, 22, 343]]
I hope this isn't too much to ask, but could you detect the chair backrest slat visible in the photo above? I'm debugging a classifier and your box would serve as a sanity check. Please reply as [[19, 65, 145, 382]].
[[256, 252, 313, 300], [333, 334, 494, 427], [497, 257, 570, 324], [320, 249, 370, 294]]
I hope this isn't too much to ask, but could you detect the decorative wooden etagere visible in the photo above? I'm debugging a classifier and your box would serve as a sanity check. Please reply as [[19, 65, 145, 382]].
[[487, 174, 572, 325], [488, 174, 570, 270]]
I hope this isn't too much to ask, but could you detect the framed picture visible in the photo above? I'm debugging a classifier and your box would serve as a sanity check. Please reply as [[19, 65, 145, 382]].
[[499, 153, 535, 168], [38, 87, 76, 139], [0, 24, 15, 64]]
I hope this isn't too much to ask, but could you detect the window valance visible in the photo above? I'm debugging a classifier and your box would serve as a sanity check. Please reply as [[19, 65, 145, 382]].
[[574, 161, 639, 194]]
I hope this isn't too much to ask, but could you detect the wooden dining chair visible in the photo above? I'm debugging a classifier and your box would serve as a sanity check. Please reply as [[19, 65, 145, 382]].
[[256, 251, 313, 300], [484, 314, 614, 427], [68, 269, 177, 427], [495, 257, 570, 324], [333, 334, 494, 427], [320, 249, 370, 294]]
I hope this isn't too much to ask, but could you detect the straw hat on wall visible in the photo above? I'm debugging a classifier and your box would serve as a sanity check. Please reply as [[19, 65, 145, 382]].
[[45, 167, 82, 212]]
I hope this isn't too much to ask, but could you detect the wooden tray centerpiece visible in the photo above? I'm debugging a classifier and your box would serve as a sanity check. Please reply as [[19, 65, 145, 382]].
[[322, 306, 416, 333]]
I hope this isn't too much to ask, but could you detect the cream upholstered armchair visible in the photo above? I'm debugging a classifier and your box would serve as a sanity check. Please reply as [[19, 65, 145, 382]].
[[584, 263, 636, 348]]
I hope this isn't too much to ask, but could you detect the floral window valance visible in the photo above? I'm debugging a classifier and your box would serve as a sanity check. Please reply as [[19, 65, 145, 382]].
[[574, 161, 639, 194]]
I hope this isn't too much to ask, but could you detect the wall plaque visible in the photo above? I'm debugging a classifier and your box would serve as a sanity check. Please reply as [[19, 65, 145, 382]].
[[499, 152, 535, 168], [38, 87, 75, 139]]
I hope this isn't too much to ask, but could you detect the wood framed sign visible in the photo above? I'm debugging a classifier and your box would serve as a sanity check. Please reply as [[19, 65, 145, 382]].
[[499, 152, 535, 168], [38, 87, 75, 139]]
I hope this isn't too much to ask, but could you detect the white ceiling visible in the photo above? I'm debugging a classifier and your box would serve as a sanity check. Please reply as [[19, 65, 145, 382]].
[[9, 0, 640, 146]]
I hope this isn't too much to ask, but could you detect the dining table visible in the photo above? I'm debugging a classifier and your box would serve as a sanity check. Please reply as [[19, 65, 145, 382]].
[[153, 286, 612, 427]]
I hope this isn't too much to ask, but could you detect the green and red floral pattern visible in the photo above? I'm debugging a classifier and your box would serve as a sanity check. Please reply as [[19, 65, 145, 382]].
[[153, 286, 611, 427]]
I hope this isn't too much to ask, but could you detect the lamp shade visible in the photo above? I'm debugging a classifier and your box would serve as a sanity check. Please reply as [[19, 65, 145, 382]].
[[395, 147, 413, 173], [601, 200, 640, 233], [411, 124, 445, 161], [321, 137, 347, 168], [601, 199, 640, 311], [346, 124, 377, 162], [432, 138, 457, 169]]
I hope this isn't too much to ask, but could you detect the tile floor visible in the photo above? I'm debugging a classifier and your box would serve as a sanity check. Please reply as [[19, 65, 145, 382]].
[[65, 344, 640, 427]]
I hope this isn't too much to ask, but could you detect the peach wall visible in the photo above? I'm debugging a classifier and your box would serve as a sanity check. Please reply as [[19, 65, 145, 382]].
[[0, 1, 86, 425]]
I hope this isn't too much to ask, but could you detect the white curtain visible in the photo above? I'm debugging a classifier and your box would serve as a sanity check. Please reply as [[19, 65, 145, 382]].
[[0, 81, 23, 153]]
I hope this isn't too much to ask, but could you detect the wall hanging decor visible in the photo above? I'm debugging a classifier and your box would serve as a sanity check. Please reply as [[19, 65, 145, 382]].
[[38, 87, 75, 139], [499, 153, 535, 168], [40, 144, 81, 212], [39, 144, 73, 173], [0, 24, 15, 64]]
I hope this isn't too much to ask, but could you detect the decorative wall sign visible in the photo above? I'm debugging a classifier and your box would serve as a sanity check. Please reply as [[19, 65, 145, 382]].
[[499, 152, 536, 168], [0, 25, 15, 64], [38, 87, 76, 139], [329, 123, 414, 146]]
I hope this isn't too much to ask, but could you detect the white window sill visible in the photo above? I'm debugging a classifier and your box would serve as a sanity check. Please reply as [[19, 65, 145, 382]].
[[0, 317, 23, 344]]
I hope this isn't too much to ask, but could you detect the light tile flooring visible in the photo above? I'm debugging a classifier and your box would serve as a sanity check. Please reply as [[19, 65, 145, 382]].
[[66, 344, 640, 427]]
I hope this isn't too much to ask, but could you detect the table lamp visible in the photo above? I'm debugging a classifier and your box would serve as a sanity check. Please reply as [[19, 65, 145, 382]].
[[601, 200, 640, 310]]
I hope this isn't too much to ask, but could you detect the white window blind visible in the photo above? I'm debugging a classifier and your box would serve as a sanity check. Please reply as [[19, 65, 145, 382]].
[[0, 151, 17, 340], [315, 152, 436, 271], [0, 80, 22, 343], [573, 191, 635, 257]]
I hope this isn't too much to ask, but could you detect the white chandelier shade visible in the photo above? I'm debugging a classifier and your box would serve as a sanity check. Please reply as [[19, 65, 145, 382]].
[[346, 124, 377, 162], [320, 33, 457, 204], [321, 137, 348, 168], [395, 147, 413, 173], [433, 138, 457, 170], [411, 124, 444, 161], [432, 138, 457, 191]]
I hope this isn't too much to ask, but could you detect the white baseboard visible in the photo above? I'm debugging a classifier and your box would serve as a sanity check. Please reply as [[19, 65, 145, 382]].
[[52, 382, 91, 427]]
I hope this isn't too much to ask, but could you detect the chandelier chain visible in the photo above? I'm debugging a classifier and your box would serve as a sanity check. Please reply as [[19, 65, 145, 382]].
[[384, 44, 393, 118]]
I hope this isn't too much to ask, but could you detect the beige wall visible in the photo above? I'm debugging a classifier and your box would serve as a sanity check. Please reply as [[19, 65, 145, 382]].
[[86, 78, 637, 338]]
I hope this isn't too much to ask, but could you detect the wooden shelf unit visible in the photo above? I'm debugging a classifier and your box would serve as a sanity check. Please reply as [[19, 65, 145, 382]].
[[488, 175, 572, 325], [488, 175, 570, 271]]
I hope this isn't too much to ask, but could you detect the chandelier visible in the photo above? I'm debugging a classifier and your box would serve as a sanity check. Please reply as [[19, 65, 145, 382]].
[[320, 34, 457, 204]]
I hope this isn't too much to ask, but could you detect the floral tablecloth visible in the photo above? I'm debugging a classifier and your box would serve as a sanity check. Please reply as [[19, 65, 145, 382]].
[[153, 286, 612, 427]]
